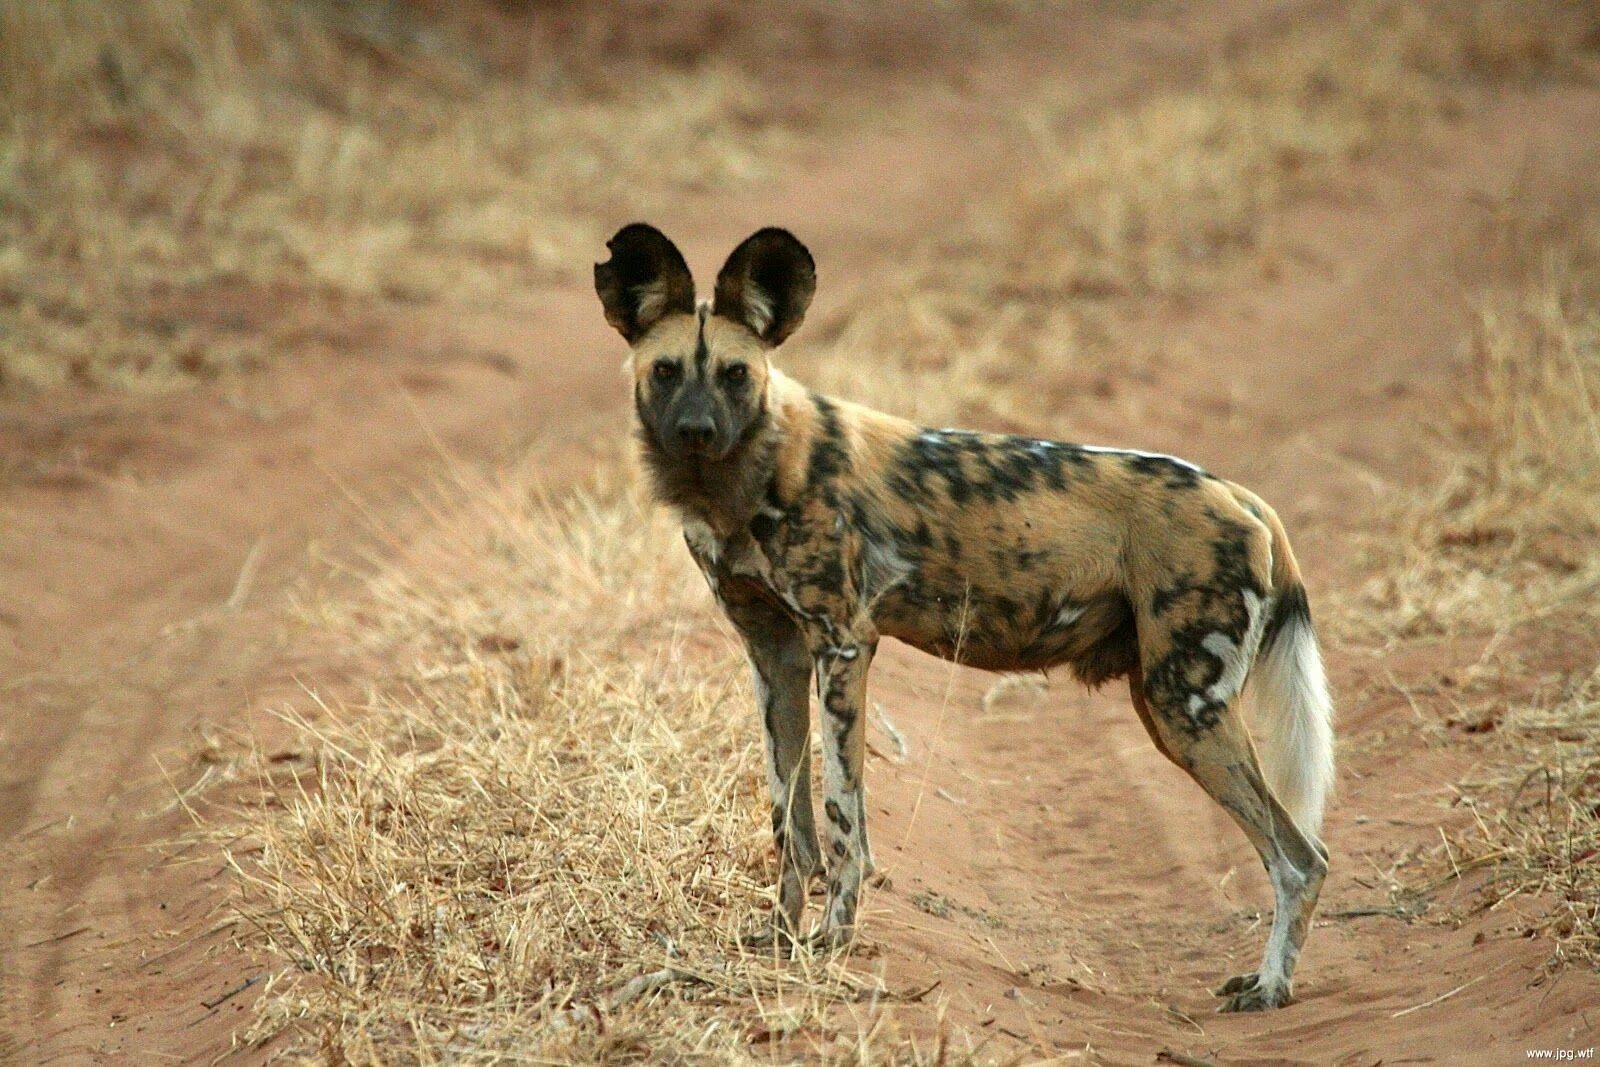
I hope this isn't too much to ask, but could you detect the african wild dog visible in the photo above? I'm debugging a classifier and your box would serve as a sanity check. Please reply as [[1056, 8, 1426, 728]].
[[594, 224, 1335, 1012]]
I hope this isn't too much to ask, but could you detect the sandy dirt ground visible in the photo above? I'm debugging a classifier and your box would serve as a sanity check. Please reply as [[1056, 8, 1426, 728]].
[[4, 3, 1600, 1062]]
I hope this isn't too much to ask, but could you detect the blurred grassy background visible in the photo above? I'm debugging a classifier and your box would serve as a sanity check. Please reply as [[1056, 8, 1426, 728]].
[[7, 2, 1600, 1060], [0, 1, 827, 387]]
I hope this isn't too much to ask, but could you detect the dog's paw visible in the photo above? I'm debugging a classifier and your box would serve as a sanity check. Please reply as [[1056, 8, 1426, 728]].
[[739, 919, 798, 957], [804, 921, 855, 953], [1214, 972, 1292, 1012]]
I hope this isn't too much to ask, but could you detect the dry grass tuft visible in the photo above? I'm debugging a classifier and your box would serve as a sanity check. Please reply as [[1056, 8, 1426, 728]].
[[228, 461, 958, 1061], [0, 1, 795, 390], [1334, 206, 1600, 642], [1410, 665, 1600, 966], [793, 4, 1532, 429], [1347, 200, 1600, 966]]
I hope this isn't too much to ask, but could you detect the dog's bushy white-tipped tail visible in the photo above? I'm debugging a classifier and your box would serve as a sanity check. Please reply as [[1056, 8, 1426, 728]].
[[1244, 585, 1335, 840]]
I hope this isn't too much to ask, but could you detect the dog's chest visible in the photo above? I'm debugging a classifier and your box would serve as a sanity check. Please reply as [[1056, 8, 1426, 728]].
[[683, 518, 810, 618]]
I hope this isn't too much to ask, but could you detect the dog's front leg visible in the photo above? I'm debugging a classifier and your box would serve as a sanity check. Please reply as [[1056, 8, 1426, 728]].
[[811, 629, 877, 948], [721, 596, 820, 950]]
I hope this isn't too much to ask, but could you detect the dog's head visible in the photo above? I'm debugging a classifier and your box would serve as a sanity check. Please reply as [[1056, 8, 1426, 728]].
[[595, 224, 815, 463]]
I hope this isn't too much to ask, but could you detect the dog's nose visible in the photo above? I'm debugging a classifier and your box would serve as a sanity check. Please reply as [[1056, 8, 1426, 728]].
[[675, 416, 716, 450]]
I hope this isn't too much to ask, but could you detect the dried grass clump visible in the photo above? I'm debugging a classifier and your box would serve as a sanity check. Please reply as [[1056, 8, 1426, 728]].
[[798, 2, 1574, 429], [1349, 205, 1600, 969], [301, 467, 716, 665], [230, 461, 953, 1062], [0, 1, 792, 390], [1411, 665, 1600, 966], [1013, 7, 1452, 299], [1334, 210, 1600, 642]]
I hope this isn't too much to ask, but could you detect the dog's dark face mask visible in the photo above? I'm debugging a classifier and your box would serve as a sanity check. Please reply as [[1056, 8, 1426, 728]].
[[595, 224, 817, 462], [629, 307, 771, 464]]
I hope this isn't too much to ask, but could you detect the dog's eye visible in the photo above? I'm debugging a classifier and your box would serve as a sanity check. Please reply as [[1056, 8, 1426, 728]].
[[652, 360, 680, 383], [720, 363, 749, 385]]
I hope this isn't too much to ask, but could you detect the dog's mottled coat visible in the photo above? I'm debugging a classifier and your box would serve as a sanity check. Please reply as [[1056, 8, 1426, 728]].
[[594, 224, 1335, 1012]]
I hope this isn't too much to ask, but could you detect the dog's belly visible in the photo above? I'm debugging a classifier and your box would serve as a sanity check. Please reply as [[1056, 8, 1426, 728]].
[[871, 576, 1136, 677]]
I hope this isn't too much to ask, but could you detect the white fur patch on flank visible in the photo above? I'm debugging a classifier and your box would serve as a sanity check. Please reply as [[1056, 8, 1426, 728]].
[[863, 537, 914, 603], [1054, 603, 1087, 627], [1183, 590, 1267, 724]]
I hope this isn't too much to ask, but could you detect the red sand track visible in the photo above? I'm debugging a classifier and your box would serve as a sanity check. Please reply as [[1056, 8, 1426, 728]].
[[4, 4, 1599, 1061]]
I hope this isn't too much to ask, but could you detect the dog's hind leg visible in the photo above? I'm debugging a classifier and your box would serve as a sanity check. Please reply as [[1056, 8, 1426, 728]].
[[1127, 661, 1179, 767], [1136, 595, 1328, 1012]]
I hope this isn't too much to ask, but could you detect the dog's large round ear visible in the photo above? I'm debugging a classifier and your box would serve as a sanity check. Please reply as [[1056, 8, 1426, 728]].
[[594, 223, 696, 343], [712, 228, 816, 347]]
